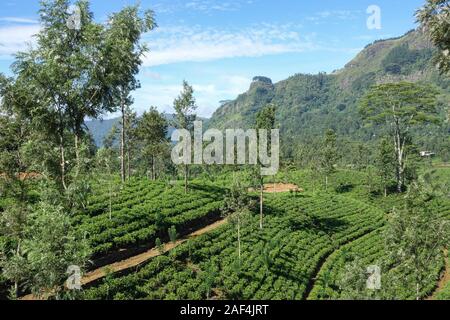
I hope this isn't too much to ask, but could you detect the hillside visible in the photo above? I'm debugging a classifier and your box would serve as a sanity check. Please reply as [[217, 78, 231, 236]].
[[86, 118, 120, 147], [87, 31, 449, 151], [86, 114, 209, 147], [207, 29, 450, 156]]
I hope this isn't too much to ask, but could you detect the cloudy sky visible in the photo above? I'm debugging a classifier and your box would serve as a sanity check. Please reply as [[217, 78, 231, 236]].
[[0, 0, 425, 118]]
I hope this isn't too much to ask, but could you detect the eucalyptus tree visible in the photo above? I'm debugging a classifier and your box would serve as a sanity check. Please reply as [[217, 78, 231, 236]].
[[103, 6, 157, 183], [11, 0, 116, 189], [137, 107, 169, 180], [221, 177, 255, 264], [173, 81, 197, 193], [321, 129, 338, 190], [254, 104, 276, 229], [123, 105, 139, 180], [376, 138, 396, 197], [360, 82, 439, 193]]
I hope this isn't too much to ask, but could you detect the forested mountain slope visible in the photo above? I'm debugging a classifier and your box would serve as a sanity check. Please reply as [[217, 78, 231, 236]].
[[207, 29, 450, 157]]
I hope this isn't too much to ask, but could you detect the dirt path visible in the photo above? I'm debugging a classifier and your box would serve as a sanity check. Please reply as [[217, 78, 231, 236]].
[[427, 249, 449, 300], [21, 218, 228, 300], [249, 183, 303, 194]]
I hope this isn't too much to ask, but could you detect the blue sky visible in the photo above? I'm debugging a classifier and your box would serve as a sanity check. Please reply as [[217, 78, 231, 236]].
[[0, 0, 426, 118]]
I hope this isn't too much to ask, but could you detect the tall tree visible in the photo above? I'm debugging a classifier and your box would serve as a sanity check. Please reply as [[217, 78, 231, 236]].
[[221, 177, 254, 264], [103, 6, 157, 183], [376, 138, 396, 197], [360, 82, 439, 193], [122, 106, 138, 180], [11, 0, 117, 189], [173, 81, 197, 193], [321, 129, 338, 190], [254, 104, 276, 229], [353, 142, 371, 171], [137, 107, 168, 180]]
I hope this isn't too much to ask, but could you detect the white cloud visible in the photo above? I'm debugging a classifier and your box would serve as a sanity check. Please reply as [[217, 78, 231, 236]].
[[0, 17, 38, 24], [142, 69, 162, 80], [143, 24, 316, 67], [0, 24, 40, 56], [185, 0, 242, 12], [306, 10, 361, 22], [153, 0, 254, 14], [130, 75, 253, 118]]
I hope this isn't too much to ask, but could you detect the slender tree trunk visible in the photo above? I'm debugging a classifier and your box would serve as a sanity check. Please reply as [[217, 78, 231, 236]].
[[393, 126, 405, 193], [152, 156, 156, 181], [384, 186, 387, 198], [127, 149, 131, 180], [109, 184, 112, 220], [14, 240, 21, 298], [59, 130, 67, 190], [396, 138, 404, 193], [325, 175, 328, 191], [259, 183, 264, 230], [416, 283, 420, 301], [398, 164, 404, 193], [74, 115, 84, 176], [150, 156, 154, 180], [74, 133, 80, 173], [237, 216, 241, 261], [120, 102, 125, 184], [148, 157, 153, 180], [184, 164, 188, 194]]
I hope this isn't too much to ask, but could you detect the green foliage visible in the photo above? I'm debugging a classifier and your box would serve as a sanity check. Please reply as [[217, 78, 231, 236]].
[[155, 238, 164, 255], [255, 104, 276, 131], [173, 80, 197, 193], [168, 226, 178, 244], [1, 202, 91, 299], [417, 0, 450, 73], [382, 43, 433, 75], [359, 82, 439, 126], [207, 30, 449, 166], [83, 192, 386, 300], [436, 279, 450, 300], [360, 82, 439, 192], [376, 138, 396, 196], [309, 186, 450, 300], [321, 130, 338, 176], [75, 179, 224, 255], [173, 81, 197, 131], [136, 107, 169, 180]]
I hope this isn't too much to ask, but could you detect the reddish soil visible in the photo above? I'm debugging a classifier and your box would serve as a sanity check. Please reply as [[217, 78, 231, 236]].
[[262, 183, 303, 193], [0, 172, 42, 180]]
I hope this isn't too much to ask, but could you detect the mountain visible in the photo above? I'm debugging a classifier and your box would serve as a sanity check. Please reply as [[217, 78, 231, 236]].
[[86, 114, 209, 147], [86, 118, 120, 147], [87, 30, 449, 152], [207, 29, 450, 155]]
